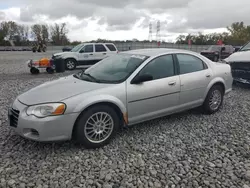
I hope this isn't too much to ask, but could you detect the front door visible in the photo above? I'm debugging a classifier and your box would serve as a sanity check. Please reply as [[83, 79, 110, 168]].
[[126, 54, 181, 125], [78, 44, 96, 65], [175, 53, 212, 108]]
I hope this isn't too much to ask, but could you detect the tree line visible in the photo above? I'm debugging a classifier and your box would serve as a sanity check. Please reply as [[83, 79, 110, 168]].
[[0, 21, 70, 46], [175, 22, 250, 46], [1, 21, 250, 46]]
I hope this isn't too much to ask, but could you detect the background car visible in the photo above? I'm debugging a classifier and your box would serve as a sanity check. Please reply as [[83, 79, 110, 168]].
[[62, 46, 73, 52], [200, 45, 235, 62], [224, 41, 250, 85], [9, 48, 233, 149], [52, 43, 118, 70]]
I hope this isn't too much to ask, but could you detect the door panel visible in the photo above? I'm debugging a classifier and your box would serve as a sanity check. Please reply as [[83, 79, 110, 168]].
[[179, 70, 212, 105], [175, 53, 212, 107], [127, 76, 181, 124], [78, 44, 95, 65], [94, 44, 108, 60], [126, 54, 180, 124]]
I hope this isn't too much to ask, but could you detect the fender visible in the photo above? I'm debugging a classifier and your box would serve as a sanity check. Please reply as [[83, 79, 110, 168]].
[[203, 77, 226, 99], [73, 94, 127, 115]]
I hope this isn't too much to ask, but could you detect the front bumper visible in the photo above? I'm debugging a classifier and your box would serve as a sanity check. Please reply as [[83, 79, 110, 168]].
[[8, 99, 79, 142]]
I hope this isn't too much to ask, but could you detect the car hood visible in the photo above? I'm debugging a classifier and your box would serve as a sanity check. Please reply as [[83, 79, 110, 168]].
[[18, 75, 111, 105], [53, 52, 74, 57], [225, 51, 250, 62]]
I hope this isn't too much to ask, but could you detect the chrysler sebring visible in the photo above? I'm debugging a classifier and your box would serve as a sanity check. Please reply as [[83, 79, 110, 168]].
[[8, 48, 233, 148]]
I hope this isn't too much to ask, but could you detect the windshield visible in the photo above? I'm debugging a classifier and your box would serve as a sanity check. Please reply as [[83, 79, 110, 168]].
[[71, 43, 85, 52], [239, 41, 250, 51], [77, 53, 148, 83]]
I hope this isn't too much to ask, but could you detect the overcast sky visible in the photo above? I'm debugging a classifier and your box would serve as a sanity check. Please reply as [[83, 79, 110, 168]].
[[0, 0, 250, 42]]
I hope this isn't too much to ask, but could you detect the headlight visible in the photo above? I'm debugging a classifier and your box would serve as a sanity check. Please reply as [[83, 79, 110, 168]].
[[26, 103, 66, 118]]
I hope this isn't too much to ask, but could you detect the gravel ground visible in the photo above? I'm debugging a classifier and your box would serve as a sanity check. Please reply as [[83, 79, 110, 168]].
[[1, 51, 250, 188]]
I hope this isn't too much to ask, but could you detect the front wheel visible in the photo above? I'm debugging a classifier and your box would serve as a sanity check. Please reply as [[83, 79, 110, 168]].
[[73, 105, 120, 149], [202, 85, 224, 114], [65, 59, 76, 70]]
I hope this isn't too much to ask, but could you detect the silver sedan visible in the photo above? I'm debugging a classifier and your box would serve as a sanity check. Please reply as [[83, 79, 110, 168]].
[[8, 48, 233, 148]]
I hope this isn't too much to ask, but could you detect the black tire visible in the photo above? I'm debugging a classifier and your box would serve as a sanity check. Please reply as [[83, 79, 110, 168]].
[[65, 59, 77, 70], [202, 85, 224, 114], [73, 105, 120, 149], [30, 67, 40, 74], [46, 67, 54, 74]]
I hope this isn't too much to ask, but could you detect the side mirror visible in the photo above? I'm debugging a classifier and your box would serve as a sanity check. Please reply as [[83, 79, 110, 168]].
[[221, 47, 225, 52], [79, 49, 85, 53], [131, 74, 153, 84]]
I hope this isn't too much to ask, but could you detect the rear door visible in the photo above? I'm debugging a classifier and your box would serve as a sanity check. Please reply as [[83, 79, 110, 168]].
[[175, 53, 212, 108], [94, 44, 109, 60]]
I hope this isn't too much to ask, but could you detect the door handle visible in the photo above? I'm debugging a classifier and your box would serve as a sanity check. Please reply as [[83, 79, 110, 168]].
[[89, 54, 93, 55], [103, 53, 106, 55], [168, 81, 176, 86], [206, 74, 211, 78]]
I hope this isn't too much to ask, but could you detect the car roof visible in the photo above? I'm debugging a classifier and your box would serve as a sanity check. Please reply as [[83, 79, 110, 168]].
[[121, 48, 194, 57], [81, 43, 116, 45]]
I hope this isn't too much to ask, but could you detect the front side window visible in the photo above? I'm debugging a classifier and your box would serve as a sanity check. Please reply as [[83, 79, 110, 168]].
[[80, 45, 93, 53], [95, 44, 107, 52], [80, 54, 148, 83], [139, 55, 175, 80], [71, 43, 85, 52], [176, 54, 205, 74]]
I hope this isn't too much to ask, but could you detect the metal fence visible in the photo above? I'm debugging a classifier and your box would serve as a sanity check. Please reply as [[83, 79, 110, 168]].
[[0, 42, 209, 53]]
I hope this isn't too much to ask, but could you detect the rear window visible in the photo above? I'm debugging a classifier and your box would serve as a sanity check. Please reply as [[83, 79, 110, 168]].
[[105, 44, 117, 51]]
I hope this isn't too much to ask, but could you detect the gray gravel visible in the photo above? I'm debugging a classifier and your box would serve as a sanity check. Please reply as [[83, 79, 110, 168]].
[[1, 51, 250, 188]]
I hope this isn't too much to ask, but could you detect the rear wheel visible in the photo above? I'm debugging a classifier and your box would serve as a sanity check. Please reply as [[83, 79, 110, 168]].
[[30, 67, 40, 74], [73, 105, 120, 149], [202, 85, 224, 114], [46, 67, 54, 74], [65, 59, 76, 70]]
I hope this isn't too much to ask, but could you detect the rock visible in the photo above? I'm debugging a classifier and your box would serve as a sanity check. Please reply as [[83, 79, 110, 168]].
[[150, 170, 157, 176], [245, 171, 250, 181], [105, 174, 112, 181], [8, 179, 15, 186], [103, 183, 112, 188], [243, 185, 250, 188], [206, 161, 216, 168]]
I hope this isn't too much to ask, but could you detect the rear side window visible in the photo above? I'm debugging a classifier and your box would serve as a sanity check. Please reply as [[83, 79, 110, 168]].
[[105, 44, 117, 51], [176, 54, 206, 74], [95, 44, 107, 52]]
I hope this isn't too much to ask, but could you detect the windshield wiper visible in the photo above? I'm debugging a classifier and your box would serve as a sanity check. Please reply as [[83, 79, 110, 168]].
[[81, 72, 100, 82], [240, 49, 250, 52]]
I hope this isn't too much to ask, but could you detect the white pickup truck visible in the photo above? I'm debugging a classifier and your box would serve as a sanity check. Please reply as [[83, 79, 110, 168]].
[[224, 41, 250, 85], [52, 43, 118, 70]]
